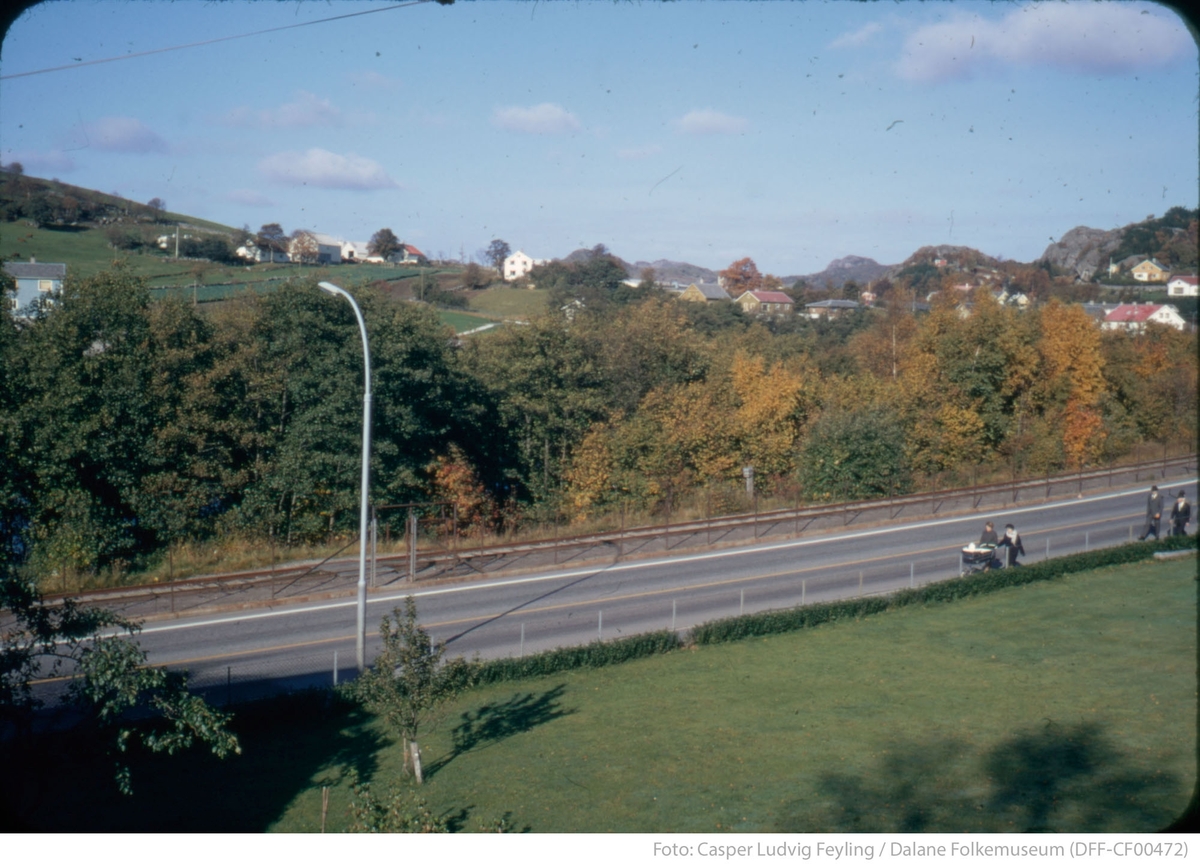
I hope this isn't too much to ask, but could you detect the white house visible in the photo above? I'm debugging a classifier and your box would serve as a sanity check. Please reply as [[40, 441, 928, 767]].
[[1102, 302, 1187, 332], [341, 240, 370, 262], [3, 257, 65, 316], [236, 243, 289, 264], [503, 250, 547, 281], [1167, 275, 1198, 297]]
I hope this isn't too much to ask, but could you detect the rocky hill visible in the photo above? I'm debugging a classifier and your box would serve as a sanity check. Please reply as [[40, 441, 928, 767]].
[[785, 255, 892, 289], [631, 259, 719, 286], [1039, 226, 1124, 280]]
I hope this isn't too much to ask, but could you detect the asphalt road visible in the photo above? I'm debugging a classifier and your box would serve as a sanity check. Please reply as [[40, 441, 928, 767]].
[[98, 476, 1192, 704]]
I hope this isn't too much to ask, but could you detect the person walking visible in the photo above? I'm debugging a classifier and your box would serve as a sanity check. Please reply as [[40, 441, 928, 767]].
[[1138, 484, 1163, 540], [979, 521, 999, 546], [998, 524, 1025, 567], [1170, 490, 1191, 537]]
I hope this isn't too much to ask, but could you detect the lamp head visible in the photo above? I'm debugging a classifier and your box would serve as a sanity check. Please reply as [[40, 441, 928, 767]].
[[318, 281, 342, 296]]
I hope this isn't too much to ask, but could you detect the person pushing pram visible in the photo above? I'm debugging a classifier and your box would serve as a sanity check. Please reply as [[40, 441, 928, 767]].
[[961, 521, 1023, 575]]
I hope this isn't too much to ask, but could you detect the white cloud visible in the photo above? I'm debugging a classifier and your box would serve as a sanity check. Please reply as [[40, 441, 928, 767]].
[[5, 149, 76, 173], [675, 109, 749, 135], [221, 91, 343, 129], [492, 103, 581, 134], [617, 144, 663, 160], [226, 189, 276, 207], [84, 116, 168, 153], [258, 148, 398, 190], [898, 3, 1193, 83], [830, 21, 884, 49]]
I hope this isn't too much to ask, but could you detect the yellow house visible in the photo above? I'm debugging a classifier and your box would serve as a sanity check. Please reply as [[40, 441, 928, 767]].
[[677, 282, 730, 303], [1131, 259, 1169, 282], [736, 290, 794, 317]]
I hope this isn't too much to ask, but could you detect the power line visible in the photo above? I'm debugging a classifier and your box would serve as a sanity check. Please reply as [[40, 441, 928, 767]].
[[1, 1, 431, 81]]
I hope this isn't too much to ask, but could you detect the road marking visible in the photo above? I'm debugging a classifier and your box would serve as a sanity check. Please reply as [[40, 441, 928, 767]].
[[137, 479, 1194, 639], [136, 506, 1180, 669]]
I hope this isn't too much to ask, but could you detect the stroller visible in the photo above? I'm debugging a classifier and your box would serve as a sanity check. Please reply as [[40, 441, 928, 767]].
[[960, 542, 999, 576]]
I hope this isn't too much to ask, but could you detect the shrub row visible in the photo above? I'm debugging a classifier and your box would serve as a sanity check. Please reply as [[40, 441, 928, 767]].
[[459, 630, 684, 688], [691, 534, 1197, 646], [432, 535, 1196, 689]]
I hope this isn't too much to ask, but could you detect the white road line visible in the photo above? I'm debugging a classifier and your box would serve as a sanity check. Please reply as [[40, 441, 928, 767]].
[[138, 478, 1195, 637]]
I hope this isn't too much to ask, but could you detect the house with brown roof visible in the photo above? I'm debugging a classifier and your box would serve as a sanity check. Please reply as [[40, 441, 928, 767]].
[[1102, 302, 1186, 332], [735, 289, 793, 317], [1130, 258, 1169, 283]]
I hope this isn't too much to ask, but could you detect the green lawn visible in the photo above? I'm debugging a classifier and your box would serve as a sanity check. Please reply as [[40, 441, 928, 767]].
[[8, 557, 1194, 832], [468, 284, 549, 319], [439, 309, 500, 334]]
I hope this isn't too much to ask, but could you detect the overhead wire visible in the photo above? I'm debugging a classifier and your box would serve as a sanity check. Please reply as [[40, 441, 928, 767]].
[[0, 0, 431, 81]]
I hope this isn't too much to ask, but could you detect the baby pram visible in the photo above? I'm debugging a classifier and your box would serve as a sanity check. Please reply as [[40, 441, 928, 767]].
[[960, 543, 999, 576]]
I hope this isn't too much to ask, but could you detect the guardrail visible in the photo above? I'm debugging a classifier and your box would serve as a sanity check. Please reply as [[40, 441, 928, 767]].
[[17, 452, 1197, 619]]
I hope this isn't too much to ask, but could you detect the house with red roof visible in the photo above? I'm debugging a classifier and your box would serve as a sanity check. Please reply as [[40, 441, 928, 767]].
[[735, 289, 794, 317], [1102, 302, 1186, 332]]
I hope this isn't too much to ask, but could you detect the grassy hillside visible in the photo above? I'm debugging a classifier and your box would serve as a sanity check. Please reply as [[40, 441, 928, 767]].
[[468, 284, 550, 319], [13, 555, 1194, 832]]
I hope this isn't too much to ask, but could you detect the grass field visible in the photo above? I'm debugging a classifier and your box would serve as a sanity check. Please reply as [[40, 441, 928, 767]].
[[468, 284, 549, 319], [439, 309, 501, 334], [10, 555, 1194, 833]]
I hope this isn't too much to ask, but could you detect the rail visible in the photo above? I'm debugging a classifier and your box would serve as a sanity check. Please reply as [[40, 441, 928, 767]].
[[17, 452, 1197, 618]]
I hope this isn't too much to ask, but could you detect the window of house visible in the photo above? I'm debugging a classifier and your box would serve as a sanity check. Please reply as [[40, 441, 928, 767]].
[[39, 280, 53, 291]]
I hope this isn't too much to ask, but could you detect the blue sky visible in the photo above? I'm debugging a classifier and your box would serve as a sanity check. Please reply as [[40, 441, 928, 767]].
[[1, 0, 1196, 276]]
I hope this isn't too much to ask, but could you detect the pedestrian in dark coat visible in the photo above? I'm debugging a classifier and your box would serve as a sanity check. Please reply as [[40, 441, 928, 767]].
[[998, 524, 1025, 567], [1170, 490, 1191, 537], [1139, 484, 1163, 540], [979, 522, 999, 546]]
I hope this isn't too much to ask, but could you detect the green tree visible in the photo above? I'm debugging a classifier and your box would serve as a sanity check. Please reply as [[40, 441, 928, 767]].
[[369, 227, 402, 260], [798, 408, 912, 502], [0, 564, 240, 795], [256, 222, 288, 255], [18, 266, 159, 577], [485, 239, 511, 272], [347, 598, 471, 784]]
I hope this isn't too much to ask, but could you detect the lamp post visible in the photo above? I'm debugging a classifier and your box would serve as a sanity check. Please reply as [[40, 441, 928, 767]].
[[318, 281, 372, 672]]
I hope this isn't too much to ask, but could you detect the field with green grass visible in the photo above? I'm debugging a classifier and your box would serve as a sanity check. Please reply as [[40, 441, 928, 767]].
[[439, 309, 500, 334], [10, 555, 1193, 833], [468, 284, 549, 319]]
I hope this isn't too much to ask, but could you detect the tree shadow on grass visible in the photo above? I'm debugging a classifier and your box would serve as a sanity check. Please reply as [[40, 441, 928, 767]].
[[1, 689, 389, 832], [425, 684, 574, 779], [778, 721, 1183, 833]]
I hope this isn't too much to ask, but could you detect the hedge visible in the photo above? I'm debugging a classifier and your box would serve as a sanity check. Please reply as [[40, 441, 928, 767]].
[[690, 534, 1197, 646], [441, 535, 1195, 686]]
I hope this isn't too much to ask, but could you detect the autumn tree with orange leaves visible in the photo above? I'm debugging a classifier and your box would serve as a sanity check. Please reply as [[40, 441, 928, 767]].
[[1037, 300, 1108, 469], [719, 257, 763, 296]]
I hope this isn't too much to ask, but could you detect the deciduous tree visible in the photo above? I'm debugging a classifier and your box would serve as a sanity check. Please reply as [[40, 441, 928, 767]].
[[369, 227, 402, 260], [0, 565, 240, 795], [347, 598, 471, 784], [289, 230, 319, 265], [485, 239, 511, 272], [719, 257, 763, 296]]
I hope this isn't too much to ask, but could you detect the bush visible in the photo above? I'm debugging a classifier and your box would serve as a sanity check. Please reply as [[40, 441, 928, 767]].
[[692, 534, 1196, 646], [456, 630, 684, 688]]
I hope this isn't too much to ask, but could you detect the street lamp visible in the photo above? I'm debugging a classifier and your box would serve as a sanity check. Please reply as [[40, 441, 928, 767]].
[[317, 281, 372, 672]]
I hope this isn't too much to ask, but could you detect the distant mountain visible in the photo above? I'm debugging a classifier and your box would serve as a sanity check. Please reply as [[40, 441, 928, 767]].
[[559, 248, 718, 287], [631, 259, 719, 287], [785, 255, 892, 289]]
